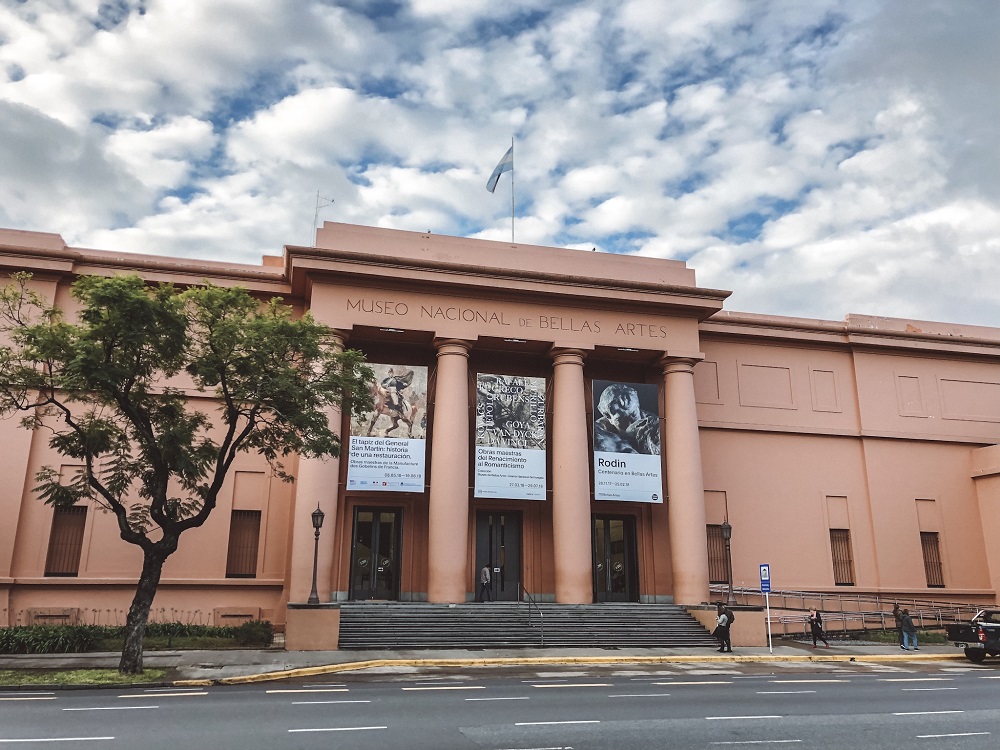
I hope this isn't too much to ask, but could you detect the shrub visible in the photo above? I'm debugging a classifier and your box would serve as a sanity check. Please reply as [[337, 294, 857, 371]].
[[0, 625, 108, 654], [233, 620, 274, 647]]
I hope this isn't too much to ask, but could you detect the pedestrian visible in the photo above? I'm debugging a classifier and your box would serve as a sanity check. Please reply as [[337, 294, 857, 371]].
[[477, 564, 492, 603], [808, 608, 830, 648], [892, 603, 903, 646], [714, 603, 732, 653], [900, 608, 919, 650]]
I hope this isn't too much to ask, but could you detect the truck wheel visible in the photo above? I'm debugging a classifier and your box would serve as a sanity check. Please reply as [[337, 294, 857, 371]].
[[964, 648, 986, 664]]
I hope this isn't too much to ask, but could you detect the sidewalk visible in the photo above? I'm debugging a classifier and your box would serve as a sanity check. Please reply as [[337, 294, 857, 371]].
[[0, 641, 967, 686]]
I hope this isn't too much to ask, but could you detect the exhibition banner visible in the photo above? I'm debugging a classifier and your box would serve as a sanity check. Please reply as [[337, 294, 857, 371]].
[[592, 379, 663, 502], [474, 373, 547, 501], [347, 364, 427, 492]]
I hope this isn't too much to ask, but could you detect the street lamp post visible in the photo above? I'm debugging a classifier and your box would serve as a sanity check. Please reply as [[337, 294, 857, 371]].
[[307, 504, 326, 605], [721, 519, 736, 606]]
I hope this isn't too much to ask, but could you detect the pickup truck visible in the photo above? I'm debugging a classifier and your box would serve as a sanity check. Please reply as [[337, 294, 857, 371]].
[[945, 609, 1000, 663]]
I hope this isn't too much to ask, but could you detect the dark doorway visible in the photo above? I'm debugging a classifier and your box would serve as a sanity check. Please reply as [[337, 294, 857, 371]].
[[475, 511, 522, 601], [349, 508, 402, 600], [592, 515, 639, 602]]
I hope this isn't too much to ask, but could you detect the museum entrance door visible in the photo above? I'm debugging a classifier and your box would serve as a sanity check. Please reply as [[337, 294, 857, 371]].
[[474, 511, 522, 601], [592, 515, 639, 603], [349, 508, 402, 600]]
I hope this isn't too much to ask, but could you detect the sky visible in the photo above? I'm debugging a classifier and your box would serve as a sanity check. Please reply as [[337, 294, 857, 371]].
[[1, 0, 999, 326]]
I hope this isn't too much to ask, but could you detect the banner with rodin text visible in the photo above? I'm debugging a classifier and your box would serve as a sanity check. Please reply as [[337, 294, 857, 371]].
[[474, 374, 547, 501], [347, 364, 427, 492], [592, 379, 663, 502]]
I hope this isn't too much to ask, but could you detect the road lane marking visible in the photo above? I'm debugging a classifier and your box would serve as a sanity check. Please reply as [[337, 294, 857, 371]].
[[0, 692, 53, 697], [917, 732, 990, 739], [465, 696, 530, 701], [710, 741, 802, 745], [0, 738, 115, 743], [292, 700, 371, 705], [497, 746, 573, 750], [267, 688, 349, 694], [289, 726, 386, 733], [767, 680, 850, 684], [303, 683, 346, 688], [652, 681, 732, 686], [402, 685, 485, 691], [117, 691, 206, 698], [706, 715, 782, 721], [902, 688, 958, 692], [515, 721, 600, 726], [62, 706, 158, 711], [979, 676, 1000, 679], [878, 678, 952, 682], [0, 698, 55, 702], [609, 693, 672, 698], [142, 687, 204, 693], [893, 710, 963, 716], [531, 684, 611, 689], [522, 679, 567, 683], [757, 691, 816, 695]]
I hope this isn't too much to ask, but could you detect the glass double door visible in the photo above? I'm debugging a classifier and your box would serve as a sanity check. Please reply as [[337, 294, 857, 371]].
[[349, 508, 401, 600], [474, 511, 522, 601], [592, 515, 639, 602]]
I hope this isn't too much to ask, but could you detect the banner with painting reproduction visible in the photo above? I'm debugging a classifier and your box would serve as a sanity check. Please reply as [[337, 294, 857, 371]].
[[592, 379, 663, 502], [347, 364, 427, 492], [474, 373, 547, 501]]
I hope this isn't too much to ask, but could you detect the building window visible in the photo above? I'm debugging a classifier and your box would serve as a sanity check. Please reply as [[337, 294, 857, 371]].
[[706, 525, 728, 584], [829, 528, 855, 586], [44, 506, 87, 577], [226, 510, 261, 578], [920, 531, 945, 587]]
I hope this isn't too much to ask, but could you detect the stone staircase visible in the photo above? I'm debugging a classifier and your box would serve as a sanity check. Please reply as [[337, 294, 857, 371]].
[[337, 602, 718, 650]]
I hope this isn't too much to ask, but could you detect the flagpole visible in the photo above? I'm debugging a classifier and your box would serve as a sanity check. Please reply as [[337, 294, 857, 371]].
[[510, 137, 515, 244]]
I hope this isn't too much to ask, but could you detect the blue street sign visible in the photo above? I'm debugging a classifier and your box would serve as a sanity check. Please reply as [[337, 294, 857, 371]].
[[759, 563, 771, 593]]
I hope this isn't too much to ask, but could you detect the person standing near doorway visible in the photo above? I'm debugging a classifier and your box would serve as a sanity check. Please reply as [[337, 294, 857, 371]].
[[477, 564, 492, 602]]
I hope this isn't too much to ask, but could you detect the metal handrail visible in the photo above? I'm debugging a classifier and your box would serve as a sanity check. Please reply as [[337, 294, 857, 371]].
[[708, 584, 990, 636], [519, 583, 544, 647]]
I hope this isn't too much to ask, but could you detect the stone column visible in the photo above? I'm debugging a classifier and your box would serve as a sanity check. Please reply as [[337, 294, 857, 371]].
[[289, 332, 347, 603], [661, 356, 710, 605], [549, 348, 593, 603], [427, 339, 471, 603]]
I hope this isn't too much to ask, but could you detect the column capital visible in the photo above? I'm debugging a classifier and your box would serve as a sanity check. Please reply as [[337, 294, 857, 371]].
[[328, 329, 349, 350], [433, 338, 472, 358], [658, 352, 705, 375], [549, 346, 588, 367]]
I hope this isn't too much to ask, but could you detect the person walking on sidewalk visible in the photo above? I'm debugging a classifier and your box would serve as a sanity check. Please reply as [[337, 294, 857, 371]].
[[893, 603, 904, 647], [477, 564, 492, 603], [901, 608, 919, 650], [714, 603, 732, 653], [808, 609, 830, 648]]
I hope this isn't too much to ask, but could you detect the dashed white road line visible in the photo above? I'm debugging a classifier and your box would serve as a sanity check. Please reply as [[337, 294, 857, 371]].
[[757, 690, 816, 695], [62, 706, 158, 711], [117, 692, 205, 699], [402, 685, 485, 691], [266, 688, 348, 694], [515, 720, 599, 726], [901, 687, 958, 692], [288, 726, 386, 733], [292, 700, 371, 705], [530, 684, 611, 689], [878, 678, 952, 683], [608, 693, 672, 698], [710, 742, 802, 746], [652, 681, 732, 686], [0, 698, 55, 702], [706, 715, 782, 721], [465, 696, 530, 701], [917, 732, 990, 739], [767, 680, 850, 684], [0, 738, 115, 744]]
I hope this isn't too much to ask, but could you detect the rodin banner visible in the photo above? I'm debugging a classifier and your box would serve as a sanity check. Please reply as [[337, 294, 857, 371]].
[[592, 379, 663, 503], [347, 364, 427, 492], [474, 373, 547, 501]]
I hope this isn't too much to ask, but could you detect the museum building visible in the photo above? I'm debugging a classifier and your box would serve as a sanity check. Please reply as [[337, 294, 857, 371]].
[[1, 222, 999, 645]]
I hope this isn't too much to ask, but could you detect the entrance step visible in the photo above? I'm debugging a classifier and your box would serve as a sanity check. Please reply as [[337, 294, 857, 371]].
[[337, 602, 718, 650]]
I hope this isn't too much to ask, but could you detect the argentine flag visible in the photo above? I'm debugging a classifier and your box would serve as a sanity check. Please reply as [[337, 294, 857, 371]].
[[486, 146, 513, 193]]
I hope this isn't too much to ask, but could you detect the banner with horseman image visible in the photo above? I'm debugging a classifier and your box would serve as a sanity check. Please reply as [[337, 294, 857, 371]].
[[347, 364, 428, 492], [474, 373, 547, 501]]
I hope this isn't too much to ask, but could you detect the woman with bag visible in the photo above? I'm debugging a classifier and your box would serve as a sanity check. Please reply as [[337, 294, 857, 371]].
[[809, 608, 830, 648], [714, 604, 732, 653]]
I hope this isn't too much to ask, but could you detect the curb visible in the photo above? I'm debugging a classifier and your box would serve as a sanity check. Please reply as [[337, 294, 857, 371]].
[[187, 652, 967, 687]]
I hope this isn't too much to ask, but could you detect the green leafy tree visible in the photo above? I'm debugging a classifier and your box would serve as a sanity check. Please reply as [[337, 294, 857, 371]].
[[0, 273, 372, 674]]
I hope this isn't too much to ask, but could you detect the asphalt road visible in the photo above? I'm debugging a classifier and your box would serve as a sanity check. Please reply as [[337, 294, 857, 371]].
[[2, 660, 998, 749]]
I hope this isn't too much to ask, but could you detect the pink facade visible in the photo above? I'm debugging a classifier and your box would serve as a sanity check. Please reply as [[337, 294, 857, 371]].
[[1, 223, 998, 634]]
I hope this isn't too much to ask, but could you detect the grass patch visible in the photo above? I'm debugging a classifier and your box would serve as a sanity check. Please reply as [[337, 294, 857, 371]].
[[93, 636, 250, 651], [0, 668, 168, 686]]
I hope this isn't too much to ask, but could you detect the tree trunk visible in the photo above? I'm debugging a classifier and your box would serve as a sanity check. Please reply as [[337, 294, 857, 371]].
[[118, 549, 166, 675]]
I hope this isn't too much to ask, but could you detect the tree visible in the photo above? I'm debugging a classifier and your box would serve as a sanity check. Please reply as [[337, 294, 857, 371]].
[[0, 273, 373, 674]]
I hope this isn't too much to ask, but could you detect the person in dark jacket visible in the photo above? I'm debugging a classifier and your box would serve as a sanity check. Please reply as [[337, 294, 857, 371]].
[[893, 603, 903, 646], [808, 608, 830, 648], [477, 565, 492, 603], [714, 603, 732, 653], [901, 609, 919, 650]]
